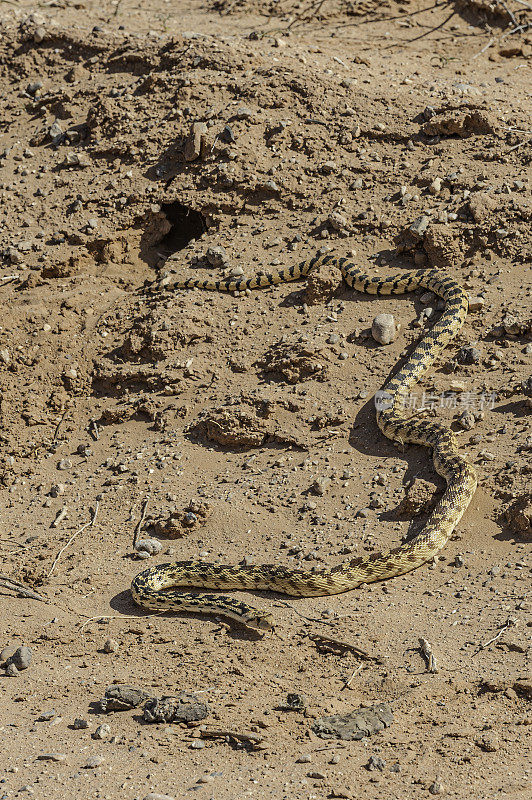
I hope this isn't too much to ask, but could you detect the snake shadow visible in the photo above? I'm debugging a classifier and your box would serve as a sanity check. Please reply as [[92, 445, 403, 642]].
[[109, 588, 273, 641], [348, 372, 446, 543]]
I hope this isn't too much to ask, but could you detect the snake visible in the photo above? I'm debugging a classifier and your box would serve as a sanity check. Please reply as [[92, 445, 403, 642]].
[[131, 254, 477, 631]]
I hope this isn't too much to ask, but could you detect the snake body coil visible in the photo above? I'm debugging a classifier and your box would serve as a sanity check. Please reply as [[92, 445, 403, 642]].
[[131, 255, 477, 631]]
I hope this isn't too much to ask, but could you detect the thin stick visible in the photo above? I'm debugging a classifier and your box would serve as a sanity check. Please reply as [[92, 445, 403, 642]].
[[385, 9, 456, 48], [133, 496, 150, 549], [0, 575, 48, 602], [512, 0, 532, 8], [499, 0, 518, 26], [52, 409, 70, 445], [341, 663, 364, 689], [472, 38, 494, 59], [47, 501, 99, 578], [51, 506, 68, 528], [479, 616, 518, 650], [507, 136, 532, 153], [503, 22, 532, 36]]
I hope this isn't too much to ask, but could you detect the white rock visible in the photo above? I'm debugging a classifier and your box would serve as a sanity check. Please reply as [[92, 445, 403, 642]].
[[135, 538, 163, 556], [371, 314, 397, 345]]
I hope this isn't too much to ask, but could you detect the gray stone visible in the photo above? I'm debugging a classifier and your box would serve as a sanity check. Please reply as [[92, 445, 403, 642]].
[[234, 106, 253, 120], [283, 693, 307, 711], [458, 410, 476, 430], [83, 756, 104, 769], [97, 685, 153, 713], [371, 314, 397, 345], [409, 215, 430, 237], [92, 724, 111, 740], [365, 754, 386, 771], [205, 246, 229, 269], [143, 794, 176, 800], [6, 646, 33, 670], [0, 645, 16, 663], [458, 346, 481, 364], [312, 476, 331, 495], [135, 538, 162, 556], [143, 693, 209, 723], [312, 703, 394, 741]]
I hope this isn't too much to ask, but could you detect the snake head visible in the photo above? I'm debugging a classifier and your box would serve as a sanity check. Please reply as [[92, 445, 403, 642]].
[[243, 611, 275, 633]]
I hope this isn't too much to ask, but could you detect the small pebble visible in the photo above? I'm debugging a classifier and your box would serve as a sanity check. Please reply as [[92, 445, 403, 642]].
[[92, 724, 111, 740], [57, 459, 72, 470], [135, 538, 163, 556], [73, 718, 90, 729], [429, 177, 442, 195], [206, 246, 229, 268], [196, 775, 215, 784], [190, 740, 205, 749], [143, 794, 176, 800], [5, 663, 19, 677], [37, 710, 56, 722], [468, 296, 485, 312], [83, 756, 105, 768], [103, 638, 119, 654], [296, 754, 312, 763], [1, 645, 16, 663], [6, 646, 33, 670], [429, 780, 445, 795], [312, 476, 331, 495], [449, 381, 466, 392], [366, 755, 386, 771], [371, 314, 397, 345]]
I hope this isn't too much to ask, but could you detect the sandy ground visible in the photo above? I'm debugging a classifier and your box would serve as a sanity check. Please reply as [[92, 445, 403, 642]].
[[0, 1, 531, 798]]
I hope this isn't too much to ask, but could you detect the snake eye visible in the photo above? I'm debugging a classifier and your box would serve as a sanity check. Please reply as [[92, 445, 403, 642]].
[[245, 613, 275, 633]]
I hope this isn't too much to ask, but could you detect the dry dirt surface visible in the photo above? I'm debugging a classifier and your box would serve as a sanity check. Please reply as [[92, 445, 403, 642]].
[[0, 1, 531, 798]]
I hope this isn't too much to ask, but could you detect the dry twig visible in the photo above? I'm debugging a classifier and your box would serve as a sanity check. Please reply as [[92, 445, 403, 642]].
[[0, 575, 48, 602], [341, 663, 364, 690], [476, 616, 519, 651], [47, 501, 99, 577], [51, 506, 68, 528]]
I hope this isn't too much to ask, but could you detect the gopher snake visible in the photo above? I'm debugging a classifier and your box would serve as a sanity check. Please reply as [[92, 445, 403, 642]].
[[131, 254, 477, 631]]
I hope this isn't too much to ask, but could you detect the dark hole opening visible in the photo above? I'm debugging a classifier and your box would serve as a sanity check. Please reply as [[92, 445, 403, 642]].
[[158, 201, 207, 257]]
